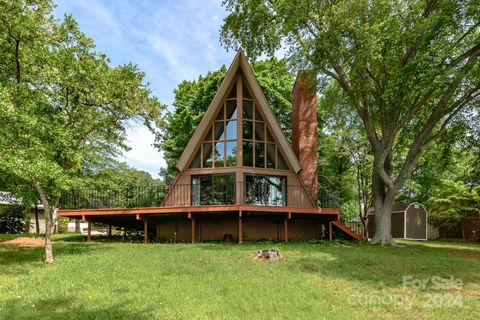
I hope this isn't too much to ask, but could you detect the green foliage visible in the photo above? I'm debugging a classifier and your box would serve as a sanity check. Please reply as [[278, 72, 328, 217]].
[[427, 180, 480, 231], [0, 0, 163, 261], [0, 1, 163, 206], [158, 58, 294, 177], [0, 205, 27, 233], [57, 217, 68, 234], [71, 161, 164, 190], [253, 58, 294, 138], [317, 82, 373, 222]]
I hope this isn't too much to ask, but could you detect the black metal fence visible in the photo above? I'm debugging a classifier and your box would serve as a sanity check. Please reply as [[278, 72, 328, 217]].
[[60, 186, 167, 210], [60, 183, 340, 210]]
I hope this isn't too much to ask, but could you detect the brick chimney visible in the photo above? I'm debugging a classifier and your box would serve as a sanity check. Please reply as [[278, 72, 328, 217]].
[[292, 72, 318, 206]]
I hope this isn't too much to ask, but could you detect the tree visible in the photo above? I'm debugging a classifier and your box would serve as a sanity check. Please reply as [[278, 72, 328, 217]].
[[427, 180, 479, 238], [317, 81, 373, 236], [220, 0, 480, 245], [158, 58, 294, 176], [0, 1, 163, 262]]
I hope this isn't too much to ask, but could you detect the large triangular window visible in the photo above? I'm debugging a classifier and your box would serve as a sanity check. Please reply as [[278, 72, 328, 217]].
[[189, 73, 287, 170], [241, 80, 287, 169]]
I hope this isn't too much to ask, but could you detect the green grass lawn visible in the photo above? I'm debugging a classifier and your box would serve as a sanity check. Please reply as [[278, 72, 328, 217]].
[[1, 235, 479, 319]]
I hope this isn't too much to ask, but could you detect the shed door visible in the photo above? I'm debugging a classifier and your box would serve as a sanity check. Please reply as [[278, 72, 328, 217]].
[[391, 212, 405, 238], [405, 207, 427, 240]]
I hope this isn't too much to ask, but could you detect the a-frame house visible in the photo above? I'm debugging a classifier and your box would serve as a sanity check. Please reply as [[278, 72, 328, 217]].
[[59, 50, 360, 242]]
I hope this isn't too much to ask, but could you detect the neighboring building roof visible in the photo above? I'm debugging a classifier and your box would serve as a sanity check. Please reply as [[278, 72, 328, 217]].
[[0, 191, 44, 209], [175, 49, 302, 173], [0, 191, 22, 205]]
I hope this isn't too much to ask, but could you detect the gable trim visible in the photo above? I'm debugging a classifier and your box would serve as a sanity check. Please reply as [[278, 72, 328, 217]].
[[176, 49, 302, 173]]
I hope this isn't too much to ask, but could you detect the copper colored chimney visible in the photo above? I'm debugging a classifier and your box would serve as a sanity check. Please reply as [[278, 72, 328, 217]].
[[292, 72, 318, 206]]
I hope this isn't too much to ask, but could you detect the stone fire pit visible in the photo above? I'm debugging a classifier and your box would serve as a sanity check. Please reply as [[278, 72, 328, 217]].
[[253, 249, 283, 261]]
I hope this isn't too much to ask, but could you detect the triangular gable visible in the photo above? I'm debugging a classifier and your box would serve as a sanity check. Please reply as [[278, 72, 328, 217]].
[[176, 49, 302, 173]]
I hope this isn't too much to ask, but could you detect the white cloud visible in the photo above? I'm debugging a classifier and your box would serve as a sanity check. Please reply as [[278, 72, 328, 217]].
[[119, 125, 165, 178]]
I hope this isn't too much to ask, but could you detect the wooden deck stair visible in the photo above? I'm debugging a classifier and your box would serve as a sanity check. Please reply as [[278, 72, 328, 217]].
[[330, 220, 362, 240]]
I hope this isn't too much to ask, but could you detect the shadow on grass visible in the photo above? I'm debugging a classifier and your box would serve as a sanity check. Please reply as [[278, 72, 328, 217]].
[[0, 297, 151, 320], [0, 242, 111, 274], [56, 234, 149, 243]]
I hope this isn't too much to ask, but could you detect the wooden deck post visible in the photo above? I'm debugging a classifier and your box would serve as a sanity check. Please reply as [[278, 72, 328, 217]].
[[284, 219, 288, 243], [329, 221, 333, 241], [144, 220, 148, 244], [156, 223, 160, 238], [284, 212, 291, 243], [108, 225, 112, 236], [191, 214, 195, 243], [238, 211, 243, 244], [188, 212, 195, 243], [87, 222, 91, 242]]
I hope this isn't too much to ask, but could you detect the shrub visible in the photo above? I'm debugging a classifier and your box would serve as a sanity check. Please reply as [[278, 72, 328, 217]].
[[57, 217, 69, 233], [0, 205, 27, 233]]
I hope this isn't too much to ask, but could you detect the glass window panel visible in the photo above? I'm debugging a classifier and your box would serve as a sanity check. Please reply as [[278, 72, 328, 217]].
[[243, 100, 253, 119], [214, 141, 225, 167], [225, 141, 237, 166], [266, 143, 275, 169], [204, 127, 213, 142], [199, 175, 212, 205], [277, 150, 287, 169], [255, 105, 264, 122], [192, 174, 235, 206], [214, 121, 225, 141], [228, 85, 236, 99], [202, 143, 212, 168], [266, 129, 274, 142], [216, 106, 224, 120], [226, 100, 237, 119], [254, 121, 265, 141], [213, 174, 235, 204], [244, 175, 287, 206], [226, 120, 237, 140], [242, 120, 253, 140], [243, 80, 252, 99], [191, 176, 201, 205], [255, 142, 265, 168], [242, 141, 253, 166], [189, 149, 201, 168]]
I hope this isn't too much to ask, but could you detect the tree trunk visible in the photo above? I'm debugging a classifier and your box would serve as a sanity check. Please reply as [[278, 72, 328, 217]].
[[75, 219, 80, 233], [43, 206, 54, 263], [370, 169, 398, 246], [370, 198, 398, 246], [31, 178, 54, 263]]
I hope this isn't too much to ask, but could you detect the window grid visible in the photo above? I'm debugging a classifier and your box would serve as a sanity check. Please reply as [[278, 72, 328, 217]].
[[189, 74, 288, 171]]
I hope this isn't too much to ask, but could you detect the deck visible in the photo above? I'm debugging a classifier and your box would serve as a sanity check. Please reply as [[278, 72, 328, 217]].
[[57, 185, 360, 242]]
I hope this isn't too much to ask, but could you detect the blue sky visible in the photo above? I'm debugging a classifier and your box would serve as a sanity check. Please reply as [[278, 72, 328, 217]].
[[54, 0, 233, 178]]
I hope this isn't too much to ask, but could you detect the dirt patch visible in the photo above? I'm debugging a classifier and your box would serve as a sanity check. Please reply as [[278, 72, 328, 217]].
[[1, 237, 45, 248], [450, 250, 480, 260]]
